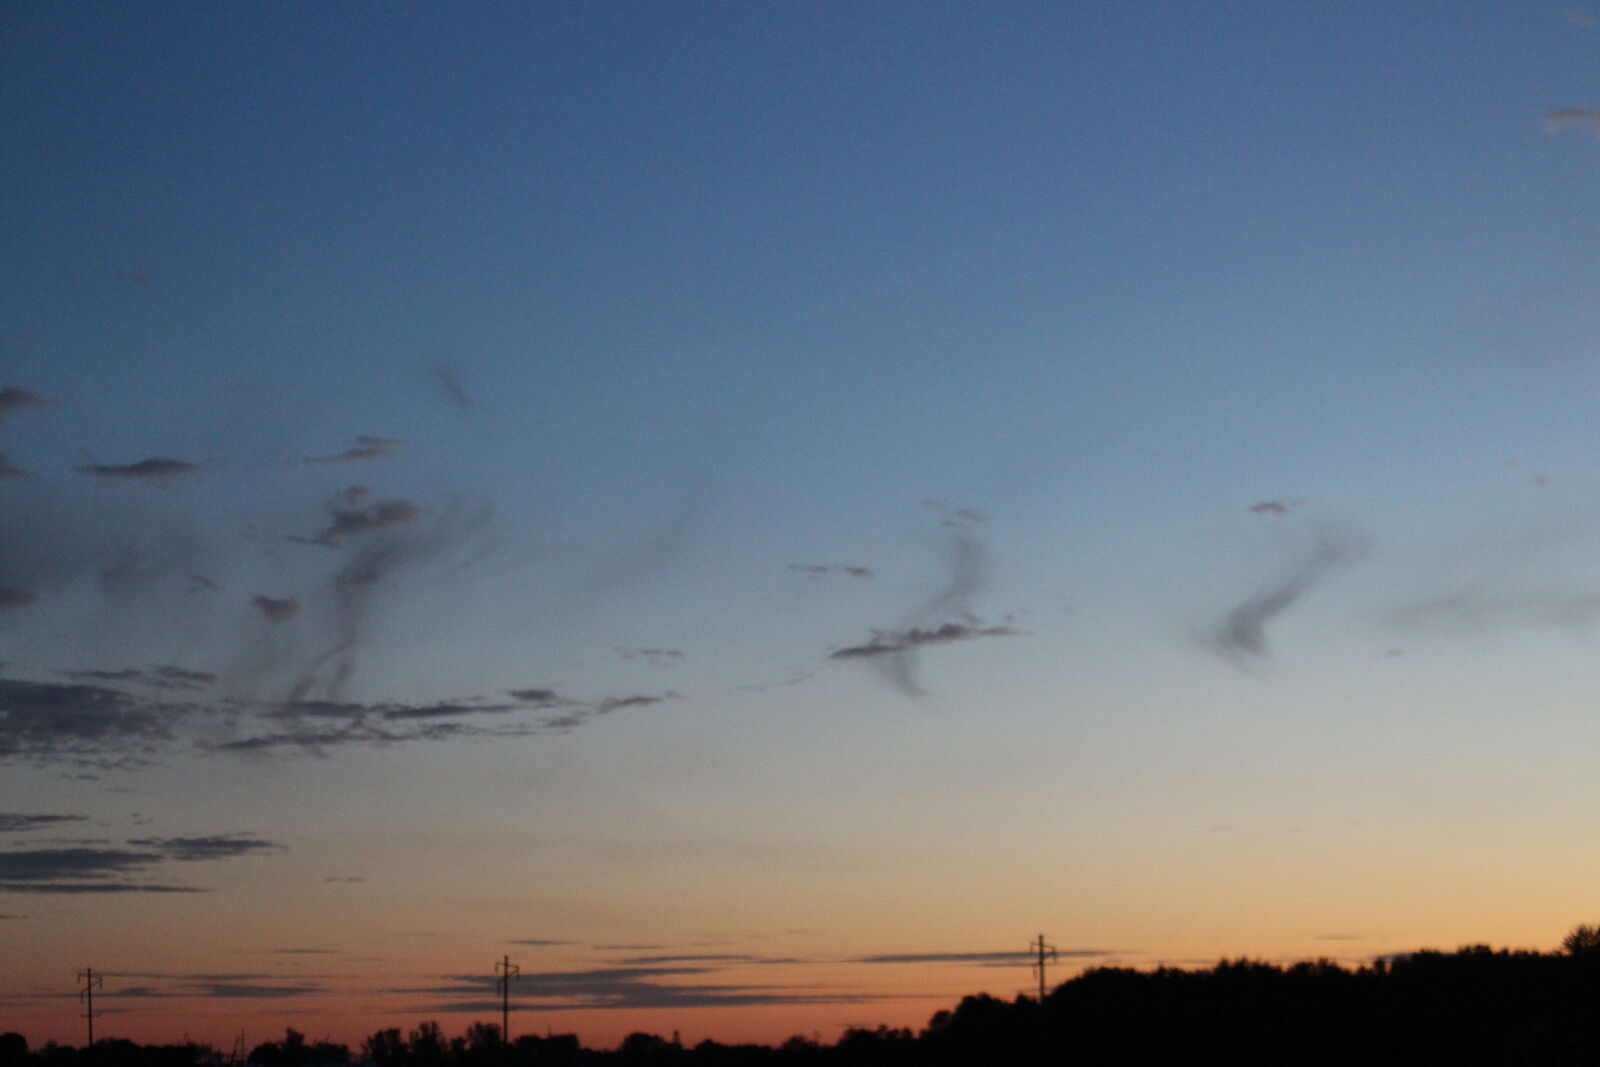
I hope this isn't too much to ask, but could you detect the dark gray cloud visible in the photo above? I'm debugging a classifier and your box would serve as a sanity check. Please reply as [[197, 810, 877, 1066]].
[[76, 458, 204, 482], [1200, 520, 1364, 669], [0, 813, 89, 833], [293, 495, 421, 549], [592, 693, 675, 714], [323, 875, 365, 884], [253, 595, 299, 621], [0, 881, 203, 894], [0, 387, 50, 420], [1249, 500, 1289, 515], [1547, 107, 1600, 135], [831, 622, 1021, 661], [0, 847, 160, 881], [0, 454, 24, 480], [268, 947, 336, 954], [788, 564, 875, 579], [0, 677, 192, 768], [128, 835, 285, 862], [507, 938, 575, 946], [1, 832, 285, 893], [0, 588, 37, 609], [504, 688, 565, 704], [300, 435, 404, 466]]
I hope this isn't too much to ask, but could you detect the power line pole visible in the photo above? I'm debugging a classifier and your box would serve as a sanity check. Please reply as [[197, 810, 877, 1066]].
[[77, 967, 101, 1047], [495, 955, 520, 1044], [1029, 934, 1057, 1002]]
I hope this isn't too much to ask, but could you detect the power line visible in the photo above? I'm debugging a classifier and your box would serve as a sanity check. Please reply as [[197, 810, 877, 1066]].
[[77, 967, 101, 1047], [1029, 934, 1058, 1002], [495, 955, 520, 1043]]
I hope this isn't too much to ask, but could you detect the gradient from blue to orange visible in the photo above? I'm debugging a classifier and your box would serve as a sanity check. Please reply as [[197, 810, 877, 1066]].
[[4, 0, 1600, 1051]]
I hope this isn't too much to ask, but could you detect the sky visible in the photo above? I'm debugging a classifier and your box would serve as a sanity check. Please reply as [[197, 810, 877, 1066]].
[[3, 0, 1600, 1051]]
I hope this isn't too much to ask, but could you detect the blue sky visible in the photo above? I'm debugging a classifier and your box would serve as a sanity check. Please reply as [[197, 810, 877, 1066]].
[[4, 0, 1600, 1049]]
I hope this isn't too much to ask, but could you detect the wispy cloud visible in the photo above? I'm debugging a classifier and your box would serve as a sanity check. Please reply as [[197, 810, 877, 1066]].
[[1393, 586, 1600, 634], [253, 595, 299, 622], [609, 953, 806, 966], [789, 564, 875, 579], [202, 689, 677, 756], [0, 813, 89, 833], [0, 454, 25, 480], [0, 588, 37, 609], [1546, 107, 1600, 136], [615, 647, 685, 663], [433, 366, 474, 410], [115, 978, 328, 999], [292, 492, 421, 549], [832, 512, 1018, 697], [128, 835, 286, 862], [60, 666, 215, 692], [1200, 519, 1364, 669], [832, 622, 1021, 661], [300, 436, 404, 466], [0, 881, 204, 894], [0, 387, 50, 420], [402, 967, 880, 1012]]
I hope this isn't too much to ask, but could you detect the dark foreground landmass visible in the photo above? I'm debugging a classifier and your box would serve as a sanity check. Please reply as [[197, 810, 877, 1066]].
[[8, 926, 1600, 1066]]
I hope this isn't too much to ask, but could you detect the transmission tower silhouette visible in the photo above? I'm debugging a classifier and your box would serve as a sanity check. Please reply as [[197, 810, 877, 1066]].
[[77, 967, 101, 1047], [1029, 934, 1058, 1001], [495, 955, 520, 1043]]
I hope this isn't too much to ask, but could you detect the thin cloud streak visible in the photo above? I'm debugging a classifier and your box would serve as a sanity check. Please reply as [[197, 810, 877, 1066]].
[[789, 564, 875, 579], [0, 814, 89, 833], [75, 458, 204, 482], [300, 435, 404, 465], [1546, 107, 1600, 136]]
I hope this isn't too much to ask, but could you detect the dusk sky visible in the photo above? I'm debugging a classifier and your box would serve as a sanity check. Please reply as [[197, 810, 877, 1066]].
[[4, 0, 1600, 1051]]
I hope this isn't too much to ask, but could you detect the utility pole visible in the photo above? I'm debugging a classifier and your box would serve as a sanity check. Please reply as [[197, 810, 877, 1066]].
[[77, 967, 101, 1047], [1029, 934, 1057, 1002], [495, 955, 520, 1044]]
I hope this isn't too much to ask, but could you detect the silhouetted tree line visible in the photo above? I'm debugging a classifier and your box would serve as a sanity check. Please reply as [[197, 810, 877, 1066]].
[[7, 925, 1600, 1066]]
